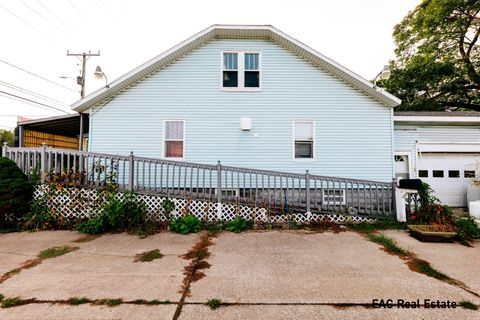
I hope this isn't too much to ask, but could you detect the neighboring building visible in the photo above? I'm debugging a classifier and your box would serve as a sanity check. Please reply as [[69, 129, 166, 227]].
[[71, 24, 400, 183], [394, 112, 480, 207], [16, 113, 88, 150]]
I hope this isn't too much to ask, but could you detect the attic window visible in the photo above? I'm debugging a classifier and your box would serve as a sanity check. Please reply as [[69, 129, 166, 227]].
[[222, 52, 261, 90]]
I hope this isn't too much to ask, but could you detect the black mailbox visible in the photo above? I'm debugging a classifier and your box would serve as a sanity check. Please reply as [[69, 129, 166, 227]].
[[398, 179, 423, 190]]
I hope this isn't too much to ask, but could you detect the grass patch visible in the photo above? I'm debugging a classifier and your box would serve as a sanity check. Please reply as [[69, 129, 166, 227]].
[[1, 297, 22, 308], [0, 294, 3, 302], [459, 300, 479, 310], [95, 298, 123, 307], [38, 246, 79, 259], [67, 297, 90, 305], [205, 298, 222, 310], [367, 234, 407, 256], [347, 220, 406, 233], [72, 234, 100, 243], [134, 249, 163, 262]]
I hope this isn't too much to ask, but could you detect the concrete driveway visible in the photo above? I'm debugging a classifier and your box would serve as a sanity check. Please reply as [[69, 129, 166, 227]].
[[0, 230, 478, 319]]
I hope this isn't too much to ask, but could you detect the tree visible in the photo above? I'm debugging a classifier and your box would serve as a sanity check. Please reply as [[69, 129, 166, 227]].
[[0, 129, 14, 147], [380, 0, 480, 111]]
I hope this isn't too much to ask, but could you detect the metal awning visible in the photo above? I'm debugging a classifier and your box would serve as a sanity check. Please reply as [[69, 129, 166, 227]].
[[17, 113, 89, 137]]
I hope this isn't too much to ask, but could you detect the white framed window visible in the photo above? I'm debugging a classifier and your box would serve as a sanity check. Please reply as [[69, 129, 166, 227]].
[[164, 120, 185, 159], [323, 190, 345, 205], [293, 121, 315, 159], [222, 51, 261, 90]]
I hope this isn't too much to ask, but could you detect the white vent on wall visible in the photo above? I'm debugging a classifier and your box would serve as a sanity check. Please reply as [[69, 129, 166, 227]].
[[240, 117, 252, 131]]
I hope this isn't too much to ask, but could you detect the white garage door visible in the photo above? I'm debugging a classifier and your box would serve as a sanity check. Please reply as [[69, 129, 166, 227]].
[[417, 153, 479, 207]]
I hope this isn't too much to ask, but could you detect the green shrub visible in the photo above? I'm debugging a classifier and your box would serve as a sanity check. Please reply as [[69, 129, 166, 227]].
[[161, 198, 175, 220], [77, 215, 108, 234], [0, 157, 33, 228], [23, 194, 56, 231], [104, 197, 126, 230], [123, 193, 153, 235], [227, 216, 251, 233], [456, 216, 480, 238], [170, 214, 201, 234], [456, 216, 480, 245], [77, 192, 154, 236]]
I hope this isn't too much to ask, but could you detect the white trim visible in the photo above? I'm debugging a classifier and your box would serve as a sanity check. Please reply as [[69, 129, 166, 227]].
[[163, 120, 185, 160], [71, 25, 400, 112], [292, 120, 316, 161], [416, 142, 480, 153], [394, 151, 413, 179], [220, 51, 262, 91], [394, 116, 480, 124]]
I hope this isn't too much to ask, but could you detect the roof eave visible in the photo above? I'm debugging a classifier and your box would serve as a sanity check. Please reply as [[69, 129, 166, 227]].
[[71, 24, 401, 112]]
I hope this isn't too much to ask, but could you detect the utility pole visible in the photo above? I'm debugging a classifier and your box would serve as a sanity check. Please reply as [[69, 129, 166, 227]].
[[66, 50, 100, 98]]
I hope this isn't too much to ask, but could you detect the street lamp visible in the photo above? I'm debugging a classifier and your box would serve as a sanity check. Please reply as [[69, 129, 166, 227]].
[[373, 65, 391, 87], [94, 66, 109, 88]]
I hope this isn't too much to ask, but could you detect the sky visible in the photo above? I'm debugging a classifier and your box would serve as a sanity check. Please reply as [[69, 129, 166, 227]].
[[0, 0, 421, 130]]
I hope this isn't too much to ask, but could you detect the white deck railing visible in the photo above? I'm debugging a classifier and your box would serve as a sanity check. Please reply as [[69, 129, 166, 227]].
[[2, 143, 395, 217]]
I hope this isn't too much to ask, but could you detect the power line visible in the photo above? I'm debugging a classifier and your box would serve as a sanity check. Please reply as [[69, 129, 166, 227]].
[[35, 0, 77, 33], [98, 0, 120, 25], [67, 0, 89, 22], [0, 90, 70, 114], [0, 79, 71, 108], [0, 59, 77, 93], [0, 2, 62, 48], [18, 0, 73, 38]]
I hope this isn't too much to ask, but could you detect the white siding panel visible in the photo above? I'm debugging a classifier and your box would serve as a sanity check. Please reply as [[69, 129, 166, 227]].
[[90, 39, 393, 181]]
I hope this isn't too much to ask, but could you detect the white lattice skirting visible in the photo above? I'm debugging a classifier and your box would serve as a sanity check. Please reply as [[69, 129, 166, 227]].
[[33, 185, 374, 223]]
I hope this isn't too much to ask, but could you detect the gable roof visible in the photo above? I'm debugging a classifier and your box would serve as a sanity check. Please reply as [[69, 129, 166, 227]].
[[72, 24, 401, 112]]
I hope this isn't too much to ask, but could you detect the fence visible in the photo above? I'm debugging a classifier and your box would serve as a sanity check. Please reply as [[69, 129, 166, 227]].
[[2, 143, 395, 217]]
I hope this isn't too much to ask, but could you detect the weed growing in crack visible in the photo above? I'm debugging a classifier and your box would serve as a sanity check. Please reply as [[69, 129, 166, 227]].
[[131, 299, 172, 305], [38, 246, 79, 259], [364, 232, 477, 296], [1, 297, 22, 308], [459, 300, 479, 310], [67, 297, 91, 305], [0, 294, 3, 302], [367, 234, 407, 256], [407, 259, 455, 283], [134, 249, 163, 262], [205, 298, 222, 310], [95, 298, 123, 307]]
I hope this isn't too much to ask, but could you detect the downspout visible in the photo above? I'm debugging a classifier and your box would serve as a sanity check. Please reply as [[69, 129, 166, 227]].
[[18, 125, 23, 147], [390, 108, 395, 180], [79, 113, 84, 151]]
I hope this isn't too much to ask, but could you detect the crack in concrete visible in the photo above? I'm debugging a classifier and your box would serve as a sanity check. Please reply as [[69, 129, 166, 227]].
[[0, 245, 78, 285], [362, 231, 480, 298], [172, 232, 214, 320]]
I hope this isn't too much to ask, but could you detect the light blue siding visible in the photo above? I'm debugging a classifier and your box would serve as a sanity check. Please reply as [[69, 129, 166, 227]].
[[394, 125, 480, 151], [89, 39, 393, 182]]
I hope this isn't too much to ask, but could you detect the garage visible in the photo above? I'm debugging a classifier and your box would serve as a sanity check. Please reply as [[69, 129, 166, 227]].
[[417, 153, 479, 207]]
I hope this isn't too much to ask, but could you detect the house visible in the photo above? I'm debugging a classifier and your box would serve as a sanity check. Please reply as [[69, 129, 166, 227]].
[[394, 112, 480, 207], [71, 24, 400, 184]]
